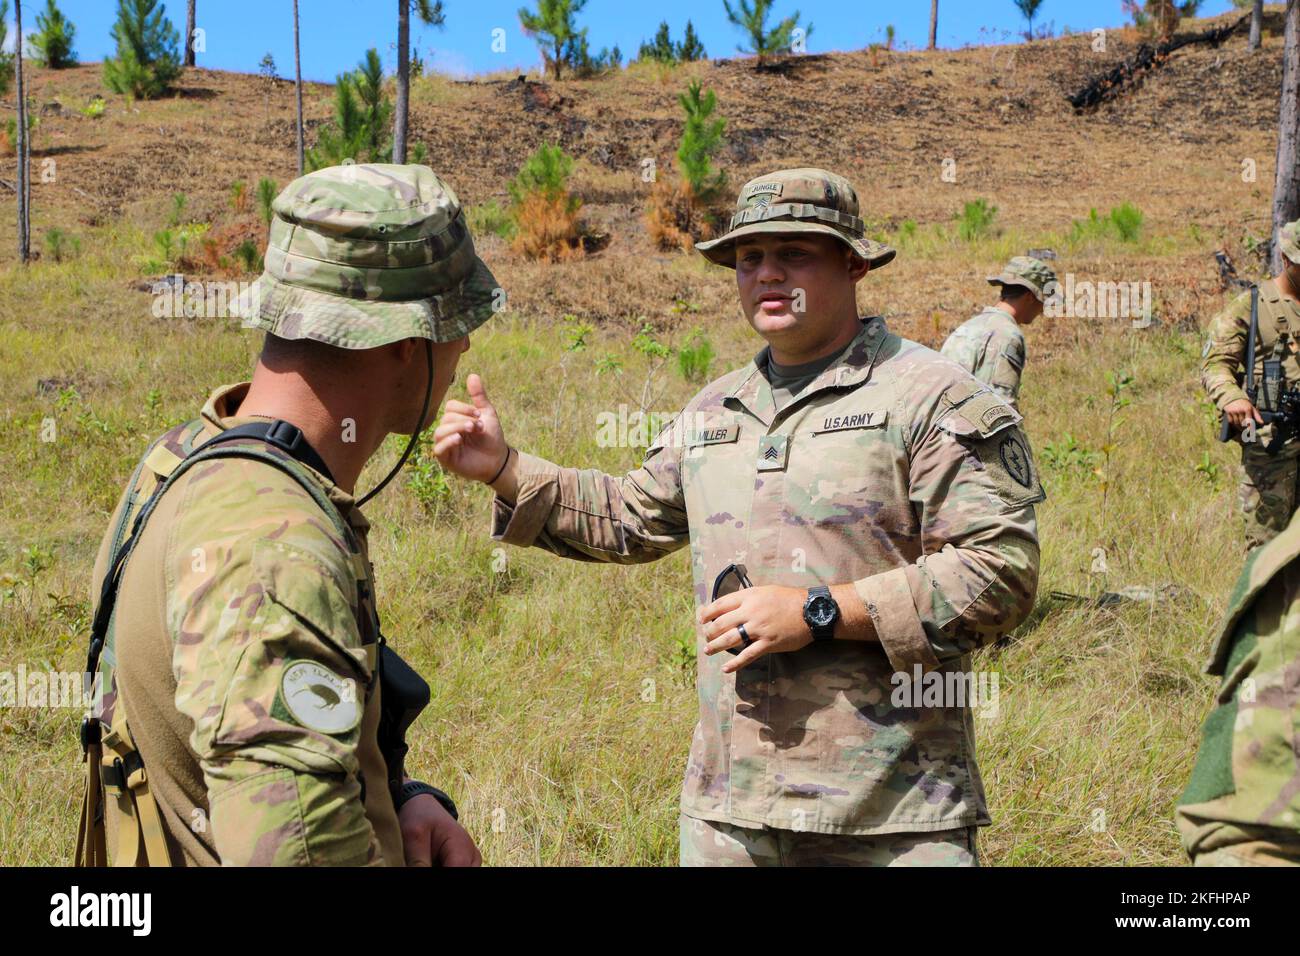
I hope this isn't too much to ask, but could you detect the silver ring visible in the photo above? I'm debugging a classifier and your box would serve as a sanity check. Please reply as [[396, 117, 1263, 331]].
[[737, 623, 751, 647]]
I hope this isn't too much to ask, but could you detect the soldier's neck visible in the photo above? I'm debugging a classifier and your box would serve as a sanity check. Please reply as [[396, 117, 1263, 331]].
[[237, 373, 386, 495], [766, 315, 863, 366], [1276, 268, 1300, 303]]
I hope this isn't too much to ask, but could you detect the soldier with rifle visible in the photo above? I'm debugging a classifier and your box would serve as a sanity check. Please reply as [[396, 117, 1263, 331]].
[[1204, 220, 1300, 551]]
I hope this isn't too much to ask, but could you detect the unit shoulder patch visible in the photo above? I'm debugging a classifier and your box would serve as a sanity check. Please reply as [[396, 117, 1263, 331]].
[[278, 659, 361, 735]]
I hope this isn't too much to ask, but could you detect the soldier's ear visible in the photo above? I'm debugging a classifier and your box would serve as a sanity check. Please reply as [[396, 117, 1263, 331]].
[[393, 337, 420, 366], [846, 249, 870, 281]]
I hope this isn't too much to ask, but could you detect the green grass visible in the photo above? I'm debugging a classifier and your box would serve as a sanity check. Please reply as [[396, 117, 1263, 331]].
[[0, 223, 1243, 866]]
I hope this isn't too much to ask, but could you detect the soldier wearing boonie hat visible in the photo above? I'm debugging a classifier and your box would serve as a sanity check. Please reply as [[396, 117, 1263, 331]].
[[940, 255, 1057, 410], [1203, 218, 1300, 552], [79, 164, 492, 867], [434, 166, 1045, 867]]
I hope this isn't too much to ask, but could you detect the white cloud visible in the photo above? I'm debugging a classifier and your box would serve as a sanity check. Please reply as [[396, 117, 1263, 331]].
[[421, 45, 474, 80]]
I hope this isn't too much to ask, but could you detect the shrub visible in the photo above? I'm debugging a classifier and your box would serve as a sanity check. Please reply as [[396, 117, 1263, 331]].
[[676, 330, 715, 382], [230, 181, 249, 215], [647, 178, 713, 252], [79, 97, 106, 119], [166, 192, 188, 228], [956, 199, 998, 242], [0, 114, 38, 158], [103, 0, 181, 100], [466, 200, 514, 240], [508, 144, 584, 261], [0, 3, 12, 99], [44, 227, 81, 262], [256, 178, 279, 226], [510, 191, 583, 262], [234, 239, 263, 274], [1109, 202, 1144, 243], [1069, 204, 1145, 246]]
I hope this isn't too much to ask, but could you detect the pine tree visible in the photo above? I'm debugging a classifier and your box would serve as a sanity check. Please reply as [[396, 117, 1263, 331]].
[[518, 0, 585, 80], [723, 0, 811, 60], [1014, 0, 1044, 41], [678, 20, 706, 61], [307, 49, 394, 170], [0, 1, 13, 98], [183, 0, 195, 66], [15, 0, 30, 263], [638, 21, 675, 63], [293, 0, 304, 175], [30, 0, 77, 69], [103, 0, 181, 100], [677, 80, 726, 205], [1272, 0, 1300, 272], [394, 0, 444, 164]]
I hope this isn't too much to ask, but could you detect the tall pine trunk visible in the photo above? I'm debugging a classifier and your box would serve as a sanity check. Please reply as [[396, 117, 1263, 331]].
[[1273, 0, 1300, 274], [185, 0, 197, 67], [294, 0, 304, 175], [15, 0, 28, 263], [1249, 0, 1263, 52], [929, 0, 938, 50], [394, 0, 409, 163]]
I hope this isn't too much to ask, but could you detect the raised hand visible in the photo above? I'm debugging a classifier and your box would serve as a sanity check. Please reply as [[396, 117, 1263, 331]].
[[433, 373, 509, 483]]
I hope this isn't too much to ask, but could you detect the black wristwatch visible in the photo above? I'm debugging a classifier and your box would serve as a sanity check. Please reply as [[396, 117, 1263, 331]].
[[394, 780, 459, 820], [803, 585, 839, 642]]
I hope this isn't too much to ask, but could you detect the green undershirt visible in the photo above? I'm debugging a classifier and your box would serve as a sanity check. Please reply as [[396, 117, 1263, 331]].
[[763, 349, 842, 412]]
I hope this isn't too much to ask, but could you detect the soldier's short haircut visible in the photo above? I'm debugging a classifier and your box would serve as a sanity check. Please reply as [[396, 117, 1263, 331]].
[[997, 283, 1029, 302]]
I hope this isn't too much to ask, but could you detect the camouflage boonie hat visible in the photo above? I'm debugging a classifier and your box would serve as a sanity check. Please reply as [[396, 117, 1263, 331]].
[[987, 255, 1057, 303], [694, 167, 896, 270], [238, 163, 500, 347], [1278, 219, 1300, 264]]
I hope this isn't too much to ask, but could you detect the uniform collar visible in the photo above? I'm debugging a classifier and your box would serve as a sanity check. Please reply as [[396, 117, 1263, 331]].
[[197, 382, 366, 534], [1262, 276, 1300, 316], [981, 305, 1020, 329], [726, 317, 888, 426]]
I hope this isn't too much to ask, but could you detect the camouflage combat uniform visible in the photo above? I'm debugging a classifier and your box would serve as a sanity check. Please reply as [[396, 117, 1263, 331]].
[[1175, 510, 1300, 866], [83, 164, 498, 866], [493, 169, 1045, 866], [1202, 247, 1300, 551], [940, 256, 1057, 410]]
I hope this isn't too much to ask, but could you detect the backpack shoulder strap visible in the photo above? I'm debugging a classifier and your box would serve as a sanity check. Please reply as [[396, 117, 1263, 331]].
[[78, 420, 355, 868]]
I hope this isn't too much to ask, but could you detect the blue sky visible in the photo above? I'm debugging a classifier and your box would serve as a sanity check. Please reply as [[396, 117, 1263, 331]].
[[6, 0, 1238, 82]]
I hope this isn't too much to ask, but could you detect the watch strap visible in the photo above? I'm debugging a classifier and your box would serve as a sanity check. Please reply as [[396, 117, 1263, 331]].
[[394, 780, 459, 820]]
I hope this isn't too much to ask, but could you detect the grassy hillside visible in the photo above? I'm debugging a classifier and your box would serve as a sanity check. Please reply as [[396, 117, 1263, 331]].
[[0, 10, 1285, 865]]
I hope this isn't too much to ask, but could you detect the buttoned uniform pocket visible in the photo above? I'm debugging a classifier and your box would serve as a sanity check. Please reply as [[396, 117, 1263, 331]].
[[681, 414, 753, 533], [785, 405, 899, 537]]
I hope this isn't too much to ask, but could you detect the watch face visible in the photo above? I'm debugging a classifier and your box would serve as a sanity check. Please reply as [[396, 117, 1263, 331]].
[[808, 595, 837, 627]]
